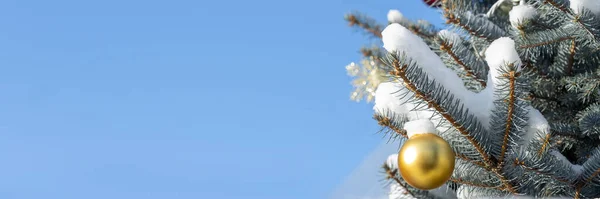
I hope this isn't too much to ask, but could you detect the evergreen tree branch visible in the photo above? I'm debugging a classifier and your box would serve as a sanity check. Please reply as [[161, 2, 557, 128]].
[[576, 148, 600, 198], [506, 148, 578, 196], [567, 39, 576, 75], [456, 185, 511, 198], [443, 10, 507, 42], [563, 72, 600, 105], [452, 159, 505, 191], [529, 76, 561, 102], [456, 153, 486, 168], [512, 158, 573, 184], [576, 104, 600, 138], [386, 55, 494, 166], [441, 0, 490, 16], [541, 0, 572, 15], [375, 112, 491, 168], [487, 64, 531, 168], [579, 148, 600, 183], [345, 13, 383, 38], [441, 0, 507, 42], [514, 26, 572, 57], [345, 12, 440, 41], [518, 36, 572, 49], [538, 133, 552, 156], [550, 123, 580, 136], [405, 24, 437, 41], [498, 70, 520, 166], [509, 161, 575, 197], [360, 46, 387, 67], [530, 20, 554, 31], [437, 36, 487, 87], [383, 164, 418, 199], [529, 92, 555, 101], [383, 53, 517, 194], [374, 113, 409, 138], [552, 135, 582, 153], [569, 10, 600, 46], [383, 163, 441, 199], [449, 178, 503, 190], [548, 41, 575, 77], [493, 169, 517, 194]]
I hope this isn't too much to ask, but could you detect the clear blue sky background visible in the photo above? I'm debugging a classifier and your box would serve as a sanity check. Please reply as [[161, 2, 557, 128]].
[[0, 0, 441, 198]]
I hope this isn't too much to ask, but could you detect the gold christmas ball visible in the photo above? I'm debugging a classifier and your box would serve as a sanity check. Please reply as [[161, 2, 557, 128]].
[[398, 133, 455, 190]]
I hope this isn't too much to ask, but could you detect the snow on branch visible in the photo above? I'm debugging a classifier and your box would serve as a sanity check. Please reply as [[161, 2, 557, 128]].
[[570, 0, 600, 16], [436, 30, 488, 89], [509, 3, 537, 29], [385, 9, 438, 40], [578, 147, 600, 197], [382, 24, 471, 103], [443, 7, 507, 41], [484, 37, 523, 78], [483, 37, 531, 163], [378, 23, 499, 166], [403, 119, 437, 138], [387, 10, 406, 24]]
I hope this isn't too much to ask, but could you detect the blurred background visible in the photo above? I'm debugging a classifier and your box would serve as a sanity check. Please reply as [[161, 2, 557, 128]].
[[0, 0, 441, 198]]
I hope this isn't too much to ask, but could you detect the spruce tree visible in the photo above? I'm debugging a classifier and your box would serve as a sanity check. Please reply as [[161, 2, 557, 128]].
[[344, 0, 600, 198]]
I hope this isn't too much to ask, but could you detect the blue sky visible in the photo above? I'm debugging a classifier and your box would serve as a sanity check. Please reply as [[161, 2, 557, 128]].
[[0, 0, 442, 198]]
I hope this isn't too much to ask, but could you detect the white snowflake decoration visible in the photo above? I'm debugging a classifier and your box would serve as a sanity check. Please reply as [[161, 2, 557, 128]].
[[346, 57, 388, 102]]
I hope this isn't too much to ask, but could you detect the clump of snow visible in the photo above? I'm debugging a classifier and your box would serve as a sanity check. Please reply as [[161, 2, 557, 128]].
[[456, 185, 473, 199], [429, 185, 458, 199], [386, 154, 399, 169], [483, 37, 548, 150], [473, 87, 494, 129], [381, 23, 418, 53], [438, 29, 462, 44], [403, 119, 437, 138], [379, 23, 494, 130], [549, 150, 583, 175], [387, 10, 405, 24], [509, 4, 537, 28], [484, 37, 522, 73], [373, 81, 450, 134], [373, 81, 442, 122], [381, 24, 473, 110], [570, 0, 600, 16], [572, 165, 584, 176], [373, 82, 411, 116], [522, 107, 549, 148], [484, 37, 522, 86]]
